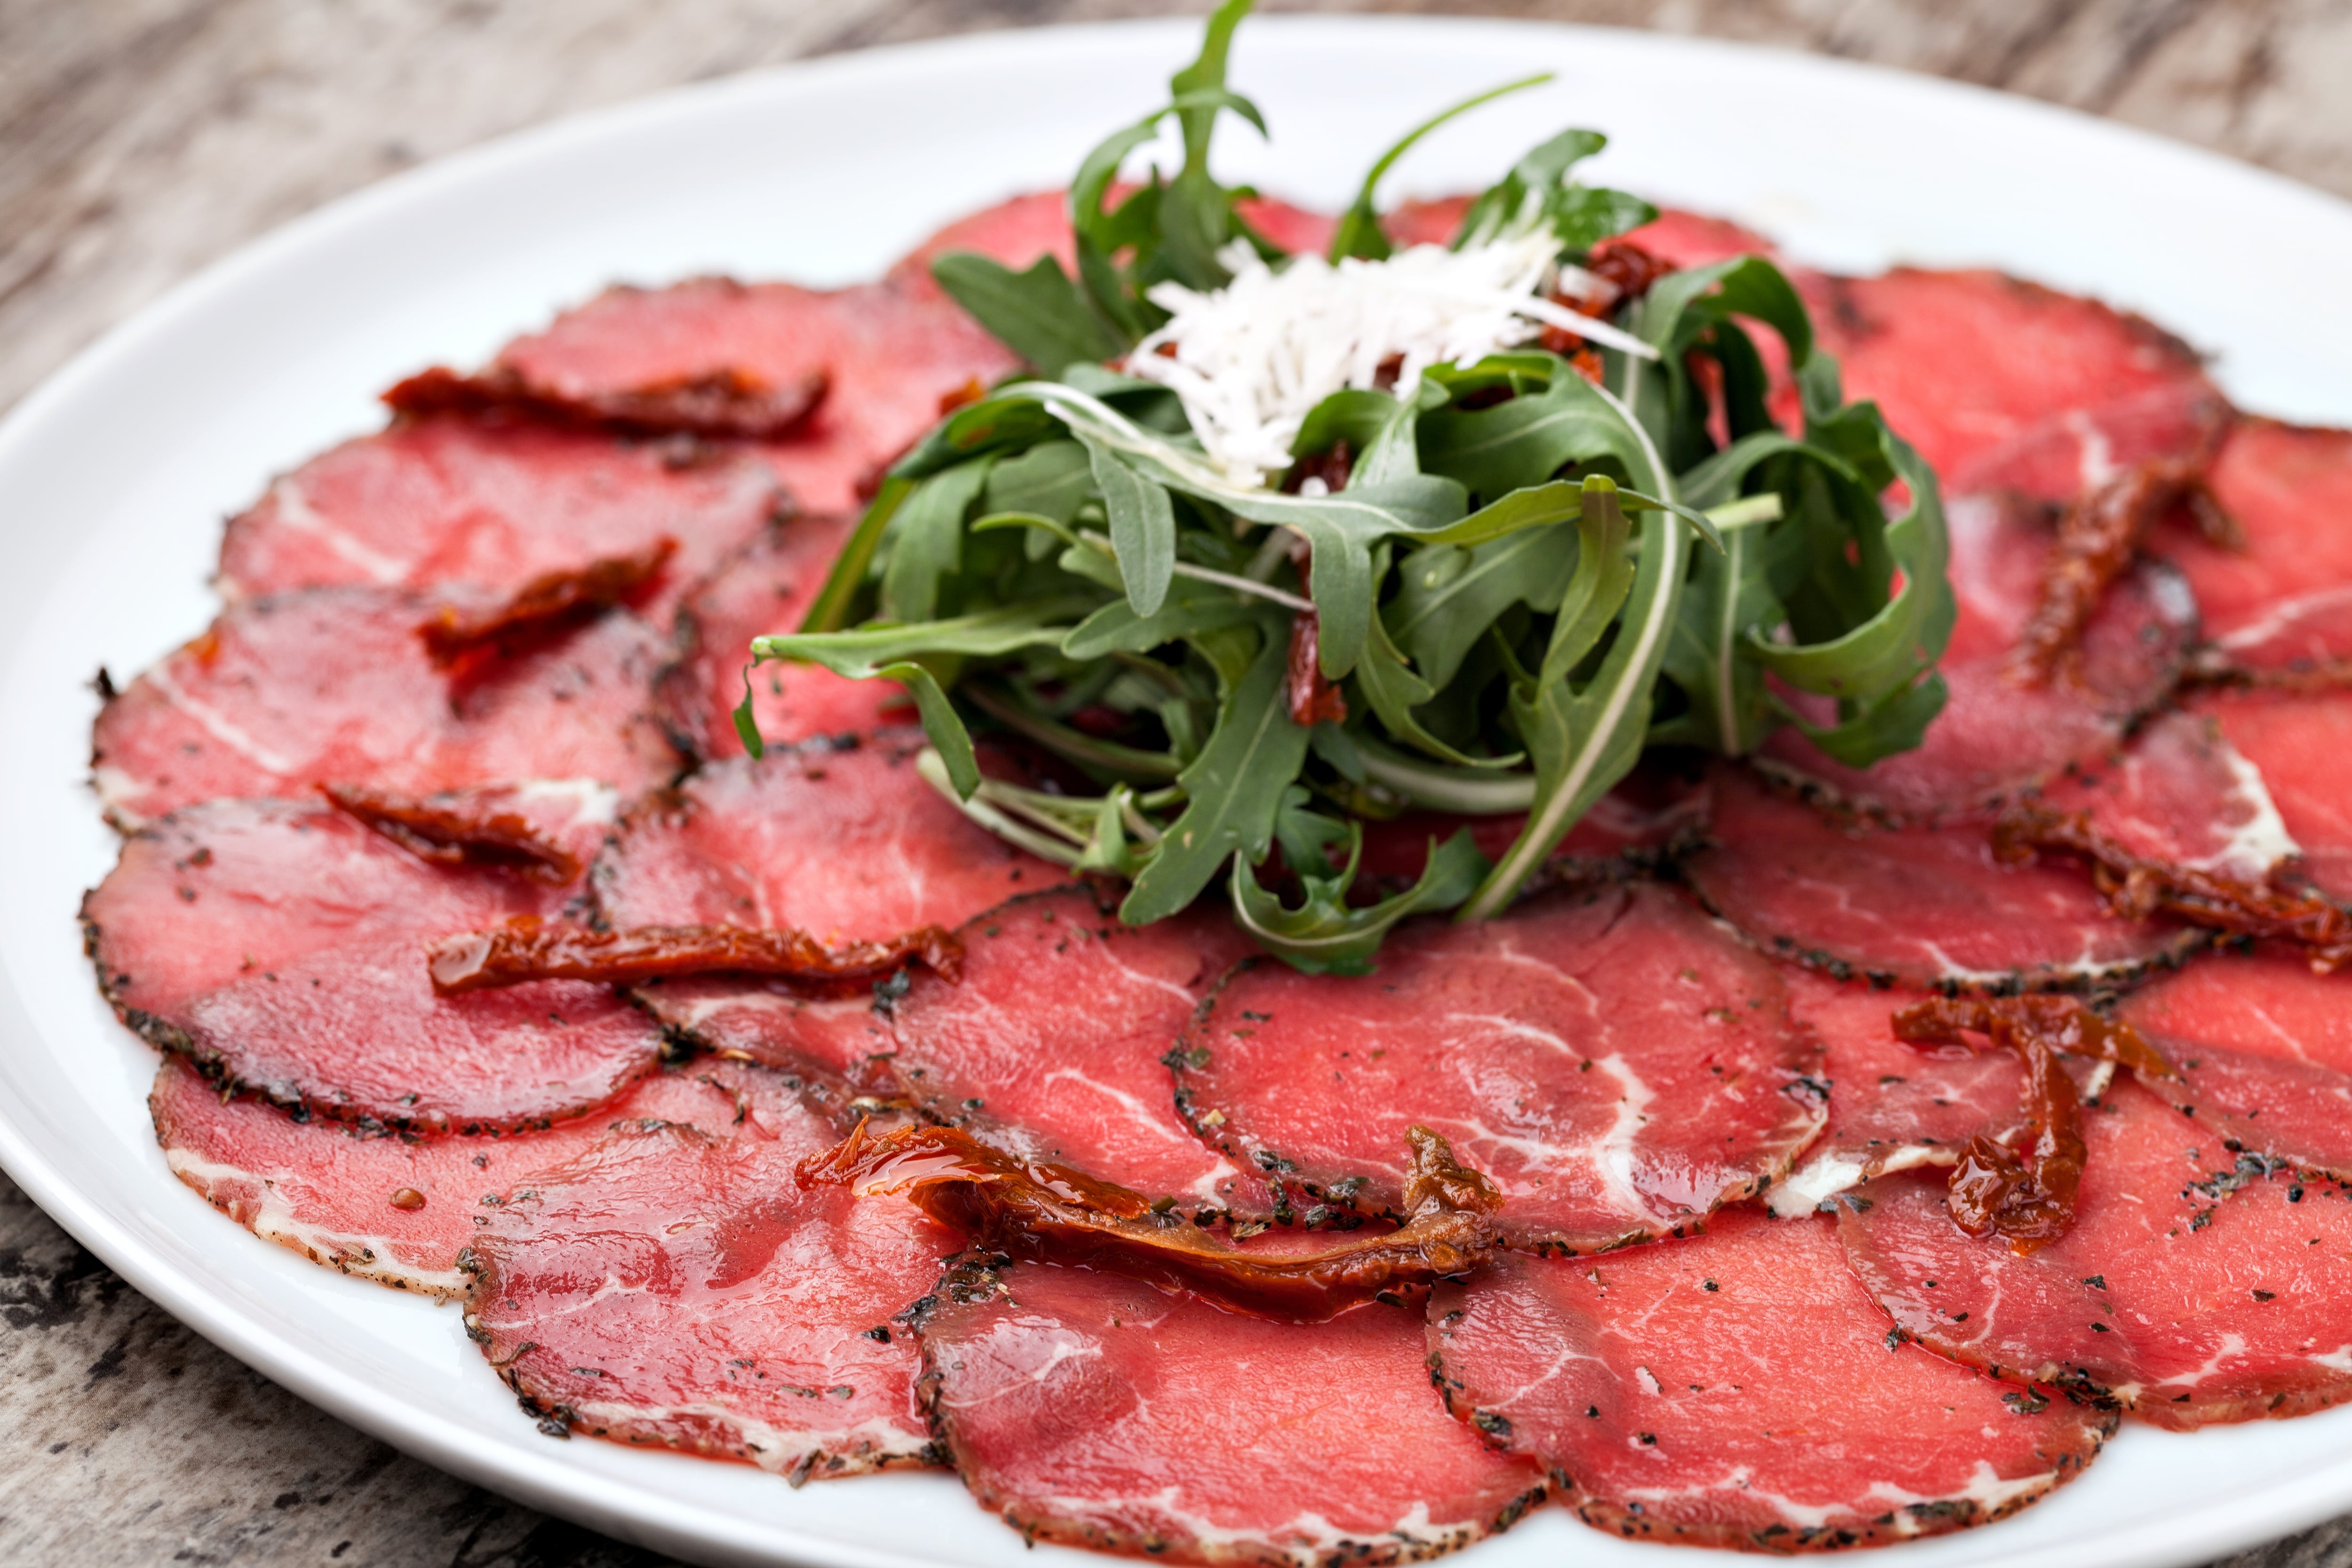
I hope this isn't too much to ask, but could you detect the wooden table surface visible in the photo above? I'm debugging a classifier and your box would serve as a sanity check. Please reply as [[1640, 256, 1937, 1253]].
[[6, 2, 2352, 1563]]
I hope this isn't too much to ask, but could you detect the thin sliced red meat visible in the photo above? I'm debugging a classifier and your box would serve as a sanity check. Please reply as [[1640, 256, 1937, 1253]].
[[2121, 947, 2352, 1179], [1800, 268, 2224, 500], [633, 976, 892, 1100], [876, 887, 1253, 1208], [888, 191, 1081, 300], [595, 731, 1057, 941], [1685, 767, 2201, 990], [91, 588, 680, 827], [492, 279, 1016, 516], [2028, 707, 2297, 884], [215, 416, 781, 616], [1429, 1210, 2114, 1551], [2194, 688, 2352, 902], [2152, 420, 2352, 675], [1770, 969, 2035, 1218], [1172, 882, 1826, 1249], [657, 514, 908, 758], [1761, 491, 2197, 816], [464, 1089, 954, 1481], [87, 797, 661, 1134], [918, 1260, 1547, 1564], [150, 1056, 746, 1297], [1840, 1077, 2352, 1426]]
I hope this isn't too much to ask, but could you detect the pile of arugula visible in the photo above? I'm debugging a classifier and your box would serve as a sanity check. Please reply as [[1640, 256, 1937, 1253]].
[[739, 0, 1955, 974]]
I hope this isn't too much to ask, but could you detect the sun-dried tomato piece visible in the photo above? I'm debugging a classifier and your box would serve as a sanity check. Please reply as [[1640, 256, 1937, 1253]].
[[800, 1121, 1498, 1322], [1285, 611, 1347, 726], [1994, 800, 2352, 969], [2010, 454, 2224, 686], [382, 361, 827, 441], [1891, 995, 2174, 1254], [417, 539, 676, 667], [426, 916, 960, 996], [318, 782, 584, 885]]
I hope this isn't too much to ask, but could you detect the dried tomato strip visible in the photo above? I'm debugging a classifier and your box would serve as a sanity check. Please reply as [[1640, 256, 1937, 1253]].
[[1286, 611, 1348, 727], [318, 782, 582, 885], [417, 538, 676, 667], [2008, 454, 2222, 687], [426, 917, 961, 996], [799, 1122, 1499, 1322], [1994, 802, 2352, 970], [1892, 995, 2173, 1255], [382, 362, 826, 442]]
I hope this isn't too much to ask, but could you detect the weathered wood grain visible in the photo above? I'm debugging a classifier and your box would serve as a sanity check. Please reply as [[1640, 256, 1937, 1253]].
[[6, 2, 2352, 1564]]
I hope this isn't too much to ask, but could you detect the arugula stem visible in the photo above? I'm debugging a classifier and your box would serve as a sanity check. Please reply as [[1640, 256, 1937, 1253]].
[[1081, 529, 1314, 612], [962, 683, 1185, 780], [1356, 738, 1537, 813], [914, 750, 1085, 866]]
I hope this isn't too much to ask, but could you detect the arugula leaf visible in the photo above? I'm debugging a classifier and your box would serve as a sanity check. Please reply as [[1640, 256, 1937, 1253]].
[[1389, 526, 1579, 690], [880, 459, 993, 622], [1328, 74, 1552, 263], [930, 252, 1122, 375], [1357, 587, 1524, 769], [1420, 360, 1653, 500], [751, 600, 1091, 796], [1451, 127, 1656, 252], [1463, 476, 1671, 920], [1122, 615, 1307, 923], [1084, 437, 1178, 617], [1062, 582, 1263, 659], [1232, 791, 1488, 975]]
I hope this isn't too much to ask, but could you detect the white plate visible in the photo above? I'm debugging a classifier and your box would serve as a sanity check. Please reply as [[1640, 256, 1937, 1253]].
[[5, 17, 2352, 1568]]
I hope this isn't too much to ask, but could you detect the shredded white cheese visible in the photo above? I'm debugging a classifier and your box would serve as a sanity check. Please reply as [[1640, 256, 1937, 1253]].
[[1122, 235, 1653, 487]]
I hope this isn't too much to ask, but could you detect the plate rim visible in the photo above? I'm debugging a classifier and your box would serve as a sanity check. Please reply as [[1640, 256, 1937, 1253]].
[[6, 15, 2352, 1568]]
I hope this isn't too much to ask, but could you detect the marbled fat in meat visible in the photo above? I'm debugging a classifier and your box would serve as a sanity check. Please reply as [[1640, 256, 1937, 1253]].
[[1429, 1210, 2114, 1550], [1838, 1079, 2352, 1427], [594, 731, 1057, 943], [87, 797, 661, 1133], [2153, 420, 2352, 675], [464, 1077, 953, 1482], [2122, 947, 2352, 1179], [92, 587, 681, 826], [1173, 882, 1826, 1249], [1684, 767, 2201, 990], [150, 1057, 747, 1297], [2192, 688, 2352, 903], [918, 1260, 1548, 1565], [215, 415, 782, 620]]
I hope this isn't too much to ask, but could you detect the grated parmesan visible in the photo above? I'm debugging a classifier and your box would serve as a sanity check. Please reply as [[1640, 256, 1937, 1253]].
[[1122, 234, 1654, 487]]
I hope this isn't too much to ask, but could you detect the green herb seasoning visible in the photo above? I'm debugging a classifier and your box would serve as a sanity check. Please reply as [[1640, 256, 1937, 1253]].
[[740, 0, 1954, 972]]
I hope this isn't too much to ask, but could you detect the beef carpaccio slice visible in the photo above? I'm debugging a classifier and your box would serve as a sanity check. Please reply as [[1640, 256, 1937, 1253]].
[[1769, 969, 2036, 1217], [215, 415, 782, 615], [2121, 947, 2352, 1178], [1838, 1079, 2352, 1427], [596, 731, 1057, 939], [2152, 420, 2352, 675], [489, 278, 1015, 516], [1685, 767, 2201, 990], [2192, 688, 2352, 902], [1171, 882, 1826, 1249], [464, 1076, 954, 1481], [1799, 267, 2224, 500], [1760, 491, 2197, 817], [875, 887, 1253, 1207], [658, 513, 907, 758], [2026, 707, 2299, 884], [151, 1057, 745, 1297], [92, 587, 680, 827], [1429, 1210, 2114, 1551], [918, 1260, 1547, 1565], [87, 797, 661, 1133]]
